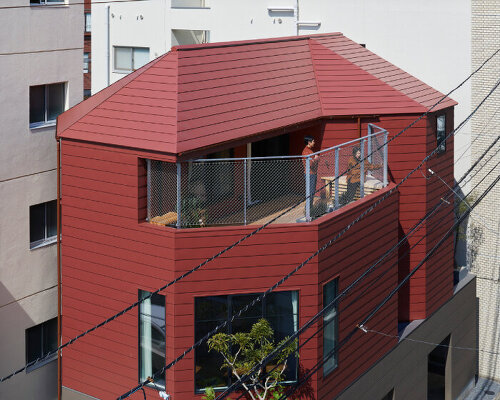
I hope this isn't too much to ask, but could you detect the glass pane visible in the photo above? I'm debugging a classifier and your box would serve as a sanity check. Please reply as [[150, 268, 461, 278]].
[[195, 320, 228, 390], [47, 83, 65, 121], [133, 48, 150, 70], [26, 325, 42, 363], [139, 290, 166, 387], [323, 279, 338, 374], [231, 294, 261, 319], [266, 291, 295, 316], [46, 200, 57, 238], [30, 203, 46, 243], [43, 318, 58, 356], [195, 296, 228, 321], [30, 85, 45, 124], [85, 13, 91, 32], [115, 47, 133, 71]]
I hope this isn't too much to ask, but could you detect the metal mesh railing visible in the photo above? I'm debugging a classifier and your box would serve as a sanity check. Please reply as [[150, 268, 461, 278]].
[[146, 124, 389, 228]]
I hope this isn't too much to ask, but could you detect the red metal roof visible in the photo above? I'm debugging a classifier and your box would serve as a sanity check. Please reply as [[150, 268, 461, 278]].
[[57, 33, 456, 155]]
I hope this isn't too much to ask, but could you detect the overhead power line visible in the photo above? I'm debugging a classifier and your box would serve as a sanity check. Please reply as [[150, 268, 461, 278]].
[[116, 74, 500, 400], [213, 131, 500, 400], [1, 33, 497, 389]]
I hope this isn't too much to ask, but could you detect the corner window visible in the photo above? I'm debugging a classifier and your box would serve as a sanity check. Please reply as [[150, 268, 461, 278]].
[[85, 12, 91, 32], [114, 47, 149, 72], [84, 52, 90, 73], [29, 83, 66, 128], [323, 278, 338, 375], [139, 290, 166, 388], [436, 115, 446, 153], [194, 291, 298, 391], [171, 29, 209, 46], [30, 200, 57, 249], [26, 317, 57, 371]]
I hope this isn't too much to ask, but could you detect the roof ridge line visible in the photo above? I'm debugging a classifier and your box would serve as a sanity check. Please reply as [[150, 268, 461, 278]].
[[308, 38, 326, 115]]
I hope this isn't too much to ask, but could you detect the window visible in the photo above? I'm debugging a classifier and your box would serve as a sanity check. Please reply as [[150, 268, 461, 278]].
[[139, 290, 166, 388], [29, 83, 66, 128], [171, 0, 207, 8], [436, 114, 446, 153], [84, 52, 90, 73], [26, 317, 57, 371], [171, 29, 209, 46], [323, 278, 338, 375], [85, 12, 91, 32], [30, 200, 57, 249], [114, 47, 149, 72], [30, 0, 65, 5], [84, 89, 91, 100], [195, 291, 298, 391]]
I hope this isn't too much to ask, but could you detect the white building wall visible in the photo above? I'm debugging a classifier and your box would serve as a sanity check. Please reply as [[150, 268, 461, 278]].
[[0, 1, 83, 399], [470, 0, 500, 381]]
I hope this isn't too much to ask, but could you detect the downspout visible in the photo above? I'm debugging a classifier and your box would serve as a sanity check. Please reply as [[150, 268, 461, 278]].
[[296, 0, 299, 35], [107, 5, 111, 87], [56, 138, 62, 400]]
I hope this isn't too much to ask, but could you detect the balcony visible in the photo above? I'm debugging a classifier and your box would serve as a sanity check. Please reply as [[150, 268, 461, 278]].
[[146, 124, 389, 228]]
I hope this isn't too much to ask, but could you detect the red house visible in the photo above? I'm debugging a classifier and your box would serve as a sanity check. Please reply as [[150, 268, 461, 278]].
[[57, 33, 477, 400]]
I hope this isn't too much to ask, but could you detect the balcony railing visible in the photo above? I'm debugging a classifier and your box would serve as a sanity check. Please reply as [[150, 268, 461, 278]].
[[147, 124, 389, 228]]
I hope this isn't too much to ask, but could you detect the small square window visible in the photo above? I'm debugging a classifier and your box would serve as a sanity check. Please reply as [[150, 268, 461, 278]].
[[29, 83, 66, 128], [114, 47, 150, 72], [436, 115, 446, 153], [30, 200, 57, 249], [26, 317, 57, 371]]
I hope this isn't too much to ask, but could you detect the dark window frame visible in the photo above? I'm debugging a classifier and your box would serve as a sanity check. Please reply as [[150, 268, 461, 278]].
[[29, 82, 66, 129], [29, 200, 57, 249], [25, 317, 58, 372], [138, 290, 166, 390], [194, 290, 299, 393], [322, 277, 339, 377], [436, 114, 446, 154]]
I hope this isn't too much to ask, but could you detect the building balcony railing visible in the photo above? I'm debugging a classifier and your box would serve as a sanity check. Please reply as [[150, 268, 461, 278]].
[[146, 124, 389, 228]]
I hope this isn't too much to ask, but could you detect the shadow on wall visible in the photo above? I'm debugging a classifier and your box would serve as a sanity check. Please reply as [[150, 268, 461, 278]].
[[0, 282, 57, 400]]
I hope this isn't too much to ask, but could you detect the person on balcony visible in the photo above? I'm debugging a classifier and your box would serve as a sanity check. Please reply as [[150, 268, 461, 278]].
[[302, 136, 320, 212], [340, 146, 382, 206]]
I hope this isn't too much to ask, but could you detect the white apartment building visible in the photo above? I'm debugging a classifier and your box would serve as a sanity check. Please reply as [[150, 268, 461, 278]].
[[0, 1, 82, 399], [471, 0, 500, 382]]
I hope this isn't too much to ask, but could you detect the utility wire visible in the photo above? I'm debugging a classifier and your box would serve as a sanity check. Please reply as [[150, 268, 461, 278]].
[[117, 74, 500, 400], [215, 132, 500, 400], [1, 31, 497, 389], [279, 171, 500, 400]]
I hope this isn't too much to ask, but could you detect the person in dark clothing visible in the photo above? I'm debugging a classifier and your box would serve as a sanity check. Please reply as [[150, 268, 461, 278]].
[[340, 146, 381, 206]]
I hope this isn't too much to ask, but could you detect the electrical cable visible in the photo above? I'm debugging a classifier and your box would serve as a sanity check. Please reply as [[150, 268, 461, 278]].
[[216, 135, 500, 400], [278, 171, 500, 400], [116, 75, 500, 400], [1, 30, 497, 389]]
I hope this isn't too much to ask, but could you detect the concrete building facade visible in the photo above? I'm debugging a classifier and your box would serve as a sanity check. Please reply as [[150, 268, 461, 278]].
[[0, 1, 83, 399], [470, 0, 500, 382]]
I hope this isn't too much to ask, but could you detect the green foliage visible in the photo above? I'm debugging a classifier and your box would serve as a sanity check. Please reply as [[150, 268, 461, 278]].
[[205, 319, 297, 400]]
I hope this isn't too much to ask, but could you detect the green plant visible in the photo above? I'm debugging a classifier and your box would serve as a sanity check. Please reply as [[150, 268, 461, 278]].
[[205, 319, 297, 400]]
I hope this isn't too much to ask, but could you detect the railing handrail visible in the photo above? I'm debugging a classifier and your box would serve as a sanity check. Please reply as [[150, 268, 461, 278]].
[[191, 128, 388, 163]]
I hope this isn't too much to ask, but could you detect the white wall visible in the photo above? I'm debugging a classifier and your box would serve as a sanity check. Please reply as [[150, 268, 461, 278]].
[[0, 1, 83, 398]]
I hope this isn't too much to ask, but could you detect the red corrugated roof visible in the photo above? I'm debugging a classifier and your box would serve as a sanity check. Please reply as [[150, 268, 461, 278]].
[[57, 33, 456, 154]]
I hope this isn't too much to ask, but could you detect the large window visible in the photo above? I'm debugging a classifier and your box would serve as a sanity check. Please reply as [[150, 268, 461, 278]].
[[30, 200, 57, 249], [139, 290, 166, 388], [323, 278, 338, 375], [29, 83, 66, 128], [436, 114, 446, 153], [195, 291, 298, 391], [85, 12, 91, 32], [26, 317, 57, 371], [114, 47, 149, 72]]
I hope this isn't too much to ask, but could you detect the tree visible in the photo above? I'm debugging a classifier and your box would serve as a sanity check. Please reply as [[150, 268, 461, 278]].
[[203, 318, 298, 400]]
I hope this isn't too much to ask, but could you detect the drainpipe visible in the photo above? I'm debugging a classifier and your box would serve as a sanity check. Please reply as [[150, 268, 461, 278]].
[[296, 0, 299, 35], [107, 5, 111, 86], [56, 138, 62, 400]]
